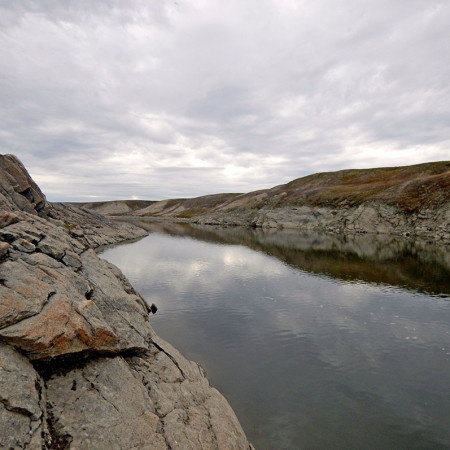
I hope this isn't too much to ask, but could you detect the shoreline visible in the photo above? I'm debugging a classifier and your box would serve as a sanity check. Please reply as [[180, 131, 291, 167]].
[[0, 154, 252, 449]]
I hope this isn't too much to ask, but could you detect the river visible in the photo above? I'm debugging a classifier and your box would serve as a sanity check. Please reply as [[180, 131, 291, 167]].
[[100, 222, 450, 449]]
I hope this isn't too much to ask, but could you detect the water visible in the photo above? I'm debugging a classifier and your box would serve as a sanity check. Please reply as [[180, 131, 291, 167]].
[[101, 222, 450, 449]]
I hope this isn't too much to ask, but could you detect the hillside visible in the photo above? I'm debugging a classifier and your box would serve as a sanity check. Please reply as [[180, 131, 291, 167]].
[[78, 161, 450, 241], [79, 161, 450, 217], [208, 161, 450, 213], [75, 192, 241, 218]]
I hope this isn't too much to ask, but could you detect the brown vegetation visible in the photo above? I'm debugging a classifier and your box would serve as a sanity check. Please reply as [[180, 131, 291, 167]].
[[77, 161, 450, 216]]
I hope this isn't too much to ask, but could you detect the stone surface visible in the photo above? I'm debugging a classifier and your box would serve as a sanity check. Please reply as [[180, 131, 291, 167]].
[[194, 201, 450, 242], [0, 153, 252, 449], [45, 356, 166, 450], [0, 255, 119, 359], [128, 336, 250, 450], [0, 241, 9, 258], [0, 154, 48, 215], [0, 343, 47, 449], [81, 249, 153, 351]]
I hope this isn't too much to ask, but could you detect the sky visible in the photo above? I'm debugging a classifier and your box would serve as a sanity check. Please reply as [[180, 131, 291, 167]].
[[0, 0, 449, 202]]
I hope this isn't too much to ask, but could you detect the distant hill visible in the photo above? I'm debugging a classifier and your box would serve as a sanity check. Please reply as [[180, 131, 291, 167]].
[[68, 199, 157, 216], [71, 192, 240, 218], [73, 161, 450, 241], [76, 161, 449, 216]]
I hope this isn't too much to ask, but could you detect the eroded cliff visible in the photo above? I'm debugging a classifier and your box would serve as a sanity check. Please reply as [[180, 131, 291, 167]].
[[0, 154, 251, 449]]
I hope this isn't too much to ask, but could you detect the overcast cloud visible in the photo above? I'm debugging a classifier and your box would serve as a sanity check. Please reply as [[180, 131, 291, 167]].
[[0, 0, 449, 201]]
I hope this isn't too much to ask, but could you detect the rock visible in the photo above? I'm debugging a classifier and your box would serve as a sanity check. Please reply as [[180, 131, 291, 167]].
[[0, 259, 55, 330], [0, 343, 47, 448], [81, 249, 153, 351], [12, 238, 36, 252], [194, 201, 450, 243], [62, 250, 82, 270], [0, 154, 48, 215], [45, 356, 166, 450], [0, 153, 253, 448], [0, 241, 9, 257], [128, 335, 250, 450], [0, 211, 19, 228]]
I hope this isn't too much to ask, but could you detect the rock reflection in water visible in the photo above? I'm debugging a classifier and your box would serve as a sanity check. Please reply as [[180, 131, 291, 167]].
[[120, 219, 450, 296], [102, 221, 450, 449]]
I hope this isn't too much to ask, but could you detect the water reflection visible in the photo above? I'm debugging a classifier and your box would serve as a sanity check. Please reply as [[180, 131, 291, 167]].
[[102, 222, 450, 449], [121, 220, 450, 296]]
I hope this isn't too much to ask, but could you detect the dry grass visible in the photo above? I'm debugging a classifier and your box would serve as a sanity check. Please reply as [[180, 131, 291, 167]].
[[74, 161, 450, 216]]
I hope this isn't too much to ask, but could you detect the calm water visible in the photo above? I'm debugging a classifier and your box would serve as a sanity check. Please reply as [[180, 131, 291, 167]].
[[101, 223, 450, 449]]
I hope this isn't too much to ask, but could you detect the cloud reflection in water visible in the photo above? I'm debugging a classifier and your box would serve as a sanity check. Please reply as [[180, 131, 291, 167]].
[[101, 226, 450, 449]]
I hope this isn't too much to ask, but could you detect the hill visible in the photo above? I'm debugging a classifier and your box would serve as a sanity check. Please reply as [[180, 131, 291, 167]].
[[78, 161, 450, 241]]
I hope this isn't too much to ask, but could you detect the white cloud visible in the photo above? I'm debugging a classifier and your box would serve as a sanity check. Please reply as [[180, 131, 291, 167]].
[[0, 0, 448, 201]]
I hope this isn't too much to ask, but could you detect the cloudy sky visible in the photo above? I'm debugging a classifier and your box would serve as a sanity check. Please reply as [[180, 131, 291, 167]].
[[0, 0, 449, 201]]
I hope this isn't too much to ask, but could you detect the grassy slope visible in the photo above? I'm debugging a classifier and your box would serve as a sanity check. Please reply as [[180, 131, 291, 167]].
[[75, 161, 450, 217], [211, 161, 450, 214]]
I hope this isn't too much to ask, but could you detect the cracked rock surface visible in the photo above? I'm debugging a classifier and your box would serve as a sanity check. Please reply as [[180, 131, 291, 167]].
[[0, 154, 252, 449]]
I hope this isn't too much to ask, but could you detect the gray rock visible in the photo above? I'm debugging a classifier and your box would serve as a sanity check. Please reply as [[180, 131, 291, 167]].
[[0, 343, 47, 449], [195, 201, 450, 243], [0, 154, 48, 215], [62, 250, 82, 270], [128, 336, 251, 450], [0, 154, 252, 449], [0, 211, 19, 228], [12, 237, 36, 253], [81, 249, 154, 351], [45, 356, 166, 450], [0, 257, 119, 359], [0, 241, 9, 257]]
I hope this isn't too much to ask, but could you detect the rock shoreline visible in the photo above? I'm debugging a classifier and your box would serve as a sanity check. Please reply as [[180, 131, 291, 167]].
[[79, 161, 450, 243], [191, 202, 450, 242], [0, 155, 252, 449]]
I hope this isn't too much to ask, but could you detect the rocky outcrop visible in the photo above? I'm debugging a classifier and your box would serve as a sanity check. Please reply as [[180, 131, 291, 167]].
[[0, 154, 251, 449], [193, 202, 450, 242]]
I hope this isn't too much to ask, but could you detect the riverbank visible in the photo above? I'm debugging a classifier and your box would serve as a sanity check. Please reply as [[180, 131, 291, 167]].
[[0, 154, 252, 449], [74, 161, 450, 243]]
